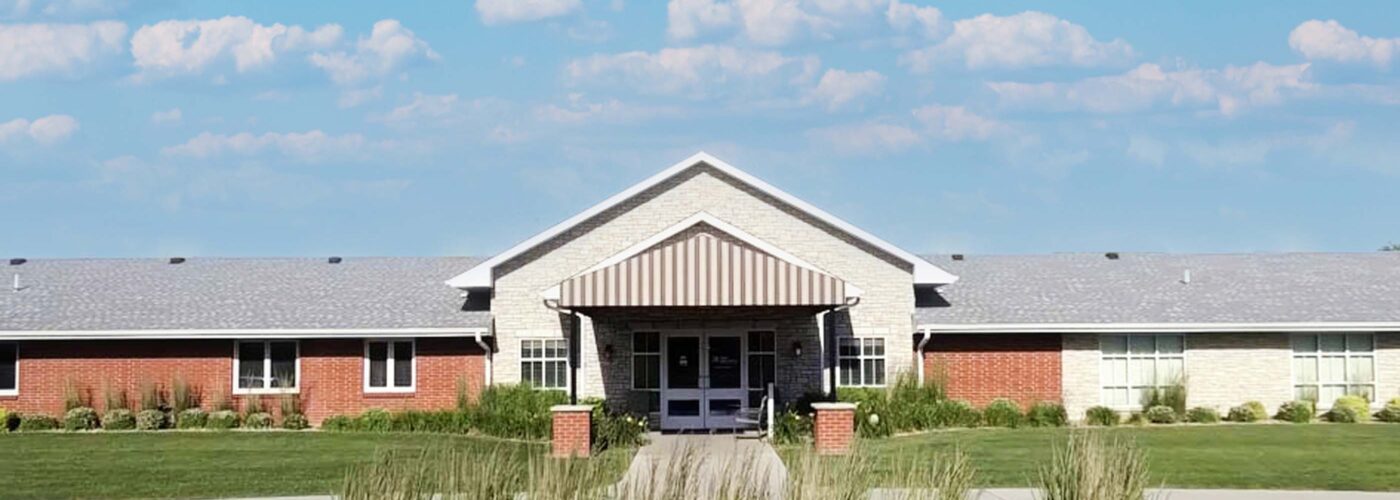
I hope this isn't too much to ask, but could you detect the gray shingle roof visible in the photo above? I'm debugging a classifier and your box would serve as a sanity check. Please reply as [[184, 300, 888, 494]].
[[916, 252, 1400, 327], [0, 257, 489, 332]]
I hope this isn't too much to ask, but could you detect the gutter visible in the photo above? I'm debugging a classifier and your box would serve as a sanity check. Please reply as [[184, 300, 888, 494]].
[[916, 322, 1400, 334], [818, 297, 861, 397], [915, 328, 933, 385], [473, 331, 493, 386], [543, 298, 580, 405]]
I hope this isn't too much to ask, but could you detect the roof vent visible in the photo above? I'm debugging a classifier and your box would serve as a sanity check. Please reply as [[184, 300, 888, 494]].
[[328, 256, 343, 264], [951, 254, 965, 261], [8, 258, 25, 266], [169, 257, 186, 264], [1105, 252, 1120, 260]]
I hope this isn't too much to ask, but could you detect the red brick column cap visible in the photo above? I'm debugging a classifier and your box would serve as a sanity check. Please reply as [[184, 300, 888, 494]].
[[811, 402, 857, 411], [551, 404, 594, 413]]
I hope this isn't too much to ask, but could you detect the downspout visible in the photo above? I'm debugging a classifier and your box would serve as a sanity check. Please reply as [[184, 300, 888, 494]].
[[915, 327, 932, 386], [818, 297, 861, 398], [472, 331, 493, 387], [543, 299, 580, 405]]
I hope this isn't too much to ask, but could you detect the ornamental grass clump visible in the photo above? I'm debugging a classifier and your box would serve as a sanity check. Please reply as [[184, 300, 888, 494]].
[[176, 408, 208, 429], [471, 384, 568, 440], [244, 412, 274, 429], [357, 408, 392, 432], [1028, 402, 1069, 427], [1227, 401, 1267, 423], [205, 410, 239, 430], [135, 409, 166, 430], [1084, 406, 1119, 427], [320, 415, 357, 431], [1185, 407, 1220, 424], [102, 384, 128, 413], [1275, 400, 1315, 424], [18, 414, 59, 432], [982, 398, 1024, 428], [282, 413, 310, 430], [1144, 406, 1178, 424], [1328, 395, 1371, 423], [1376, 398, 1400, 423], [63, 407, 100, 431], [102, 409, 136, 430], [1036, 432, 1155, 500]]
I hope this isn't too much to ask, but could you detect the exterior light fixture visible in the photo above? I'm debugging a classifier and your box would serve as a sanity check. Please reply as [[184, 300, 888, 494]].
[[792, 341, 803, 357]]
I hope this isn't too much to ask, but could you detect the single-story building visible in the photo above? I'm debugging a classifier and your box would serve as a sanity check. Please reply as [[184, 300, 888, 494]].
[[3, 153, 1398, 428]]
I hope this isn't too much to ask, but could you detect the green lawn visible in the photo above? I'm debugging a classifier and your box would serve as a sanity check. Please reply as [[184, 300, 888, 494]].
[[855, 424, 1400, 491], [0, 432, 563, 499]]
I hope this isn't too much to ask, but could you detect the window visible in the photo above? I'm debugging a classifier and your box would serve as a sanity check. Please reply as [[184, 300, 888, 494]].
[[837, 337, 885, 387], [0, 342, 16, 396], [747, 331, 776, 407], [632, 332, 660, 412], [234, 340, 299, 394], [1100, 334, 1184, 408], [365, 340, 415, 393], [1293, 333, 1374, 404], [521, 339, 568, 389]]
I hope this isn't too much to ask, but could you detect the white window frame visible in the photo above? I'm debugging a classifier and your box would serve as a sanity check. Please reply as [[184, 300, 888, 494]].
[[1099, 334, 1185, 410], [364, 339, 416, 394], [836, 336, 887, 388], [1291, 333, 1376, 408], [521, 338, 569, 390], [232, 340, 301, 395], [0, 342, 17, 397], [631, 332, 660, 392], [747, 331, 777, 404]]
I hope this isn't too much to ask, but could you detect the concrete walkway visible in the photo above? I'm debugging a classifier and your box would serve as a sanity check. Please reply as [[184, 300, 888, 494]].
[[962, 489, 1400, 500], [618, 433, 787, 498]]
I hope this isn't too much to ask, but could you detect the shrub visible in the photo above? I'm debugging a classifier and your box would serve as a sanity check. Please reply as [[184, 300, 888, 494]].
[[208, 391, 233, 412], [584, 399, 647, 450], [884, 371, 948, 431], [18, 414, 59, 432], [242, 395, 266, 415], [63, 407, 100, 431], [279, 393, 303, 419], [136, 409, 166, 430], [206, 410, 240, 430], [358, 408, 392, 432], [0, 409, 12, 432], [1227, 401, 1268, 422], [385, 410, 471, 433], [1036, 432, 1151, 500], [1186, 406, 1220, 424], [836, 387, 893, 438], [102, 409, 136, 430], [1328, 395, 1370, 423], [1144, 405, 1178, 424], [931, 399, 981, 428], [1275, 400, 1315, 424], [982, 399, 1024, 428], [282, 413, 310, 430], [244, 412, 274, 429], [1377, 398, 1400, 423], [771, 410, 812, 445], [1026, 402, 1068, 427], [1142, 382, 1187, 415], [176, 408, 208, 429], [1084, 406, 1119, 426], [471, 384, 568, 440], [320, 415, 357, 431]]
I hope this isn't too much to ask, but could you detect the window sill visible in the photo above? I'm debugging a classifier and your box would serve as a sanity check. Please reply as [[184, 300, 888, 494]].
[[364, 391, 417, 398], [0, 392, 17, 399], [234, 389, 300, 396]]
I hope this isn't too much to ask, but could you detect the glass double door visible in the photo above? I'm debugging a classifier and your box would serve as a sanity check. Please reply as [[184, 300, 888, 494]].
[[661, 331, 746, 430]]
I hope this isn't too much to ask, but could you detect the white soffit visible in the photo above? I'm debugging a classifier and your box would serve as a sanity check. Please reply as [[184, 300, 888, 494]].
[[448, 152, 957, 289]]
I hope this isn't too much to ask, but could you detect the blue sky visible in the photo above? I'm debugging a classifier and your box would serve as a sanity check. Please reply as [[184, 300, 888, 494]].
[[3, 0, 1399, 259]]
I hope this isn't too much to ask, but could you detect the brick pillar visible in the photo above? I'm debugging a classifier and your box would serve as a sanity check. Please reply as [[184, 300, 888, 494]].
[[812, 402, 857, 455], [551, 405, 593, 458]]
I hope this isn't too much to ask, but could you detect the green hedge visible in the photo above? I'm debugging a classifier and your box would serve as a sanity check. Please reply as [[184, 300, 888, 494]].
[[102, 409, 136, 430], [63, 407, 100, 431], [1186, 407, 1220, 424], [1084, 406, 1119, 426], [176, 409, 208, 429], [205, 410, 240, 430], [982, 399, 1023, 428], [1377, 398, 1400, 423], [135, 409, 165, 430], [1328, 395, 1370, 423], [1144, 405, 1178, 424], [475, 384, 568, 440], [18, 414, 59, 432], [1227, 401, 1267, 423], [1026, 402, 1068, 427], [1275, 400, 1315, 424]]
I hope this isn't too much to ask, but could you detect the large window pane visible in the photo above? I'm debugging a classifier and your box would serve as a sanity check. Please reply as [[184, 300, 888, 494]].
[[368, 342, 388, 388], [238, 342, 266, 389], [1292, 334, 1318, 353], [0, 343, 15, 391], [1128, 336, 1155, 354], [1320, 356, 1346, 382], [393, 341, 413, 388], [1157, 358, 1184, 385], [1157, 335, 1183, 354], [1130, 358, 1156, 386], [1348, 356, 1374, 384], [1293, 357, 1317, 383], [270, 341, 297, 389], [1347, 334, 1374, 352], [1320, 335, 1346, 353], [1101, 335, 1128, 355], [634, 332, 659, 353], [839, 359, 860, 386]]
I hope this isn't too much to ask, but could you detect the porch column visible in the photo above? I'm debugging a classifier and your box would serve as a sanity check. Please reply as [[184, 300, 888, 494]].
[[812, 402, 857, 455], [551, 405, 593, 458]]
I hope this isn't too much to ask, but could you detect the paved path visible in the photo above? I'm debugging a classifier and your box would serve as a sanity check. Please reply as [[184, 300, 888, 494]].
[[962, 489, 1400, 500], [618, 433, 787, 498]]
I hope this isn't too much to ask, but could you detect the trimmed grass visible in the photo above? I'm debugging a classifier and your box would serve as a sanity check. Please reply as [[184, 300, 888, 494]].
[[856, 424, 1400, 491], [0, 431, 565, 499]]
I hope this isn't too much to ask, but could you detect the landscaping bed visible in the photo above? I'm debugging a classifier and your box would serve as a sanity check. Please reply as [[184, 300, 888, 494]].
[[850, 424, 1400, 491]]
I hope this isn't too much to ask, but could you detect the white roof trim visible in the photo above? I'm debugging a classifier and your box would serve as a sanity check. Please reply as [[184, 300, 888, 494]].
[[916, 322, 1400, 334], [0, 327, 490, 341], [540, 211, 864, 300], [448, 152, 956, 289]]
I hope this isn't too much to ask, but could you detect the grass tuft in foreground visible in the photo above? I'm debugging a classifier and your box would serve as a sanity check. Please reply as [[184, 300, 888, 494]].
[[1036, 432, 1153, 500]]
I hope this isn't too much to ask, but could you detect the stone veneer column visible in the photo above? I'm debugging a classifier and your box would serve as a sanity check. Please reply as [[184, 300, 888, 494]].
[[551, 405, 593, 458], [811, 402, 857, 455]]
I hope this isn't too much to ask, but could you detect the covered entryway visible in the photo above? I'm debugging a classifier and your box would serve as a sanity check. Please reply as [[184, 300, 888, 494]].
[[658, 329, 765, 430]]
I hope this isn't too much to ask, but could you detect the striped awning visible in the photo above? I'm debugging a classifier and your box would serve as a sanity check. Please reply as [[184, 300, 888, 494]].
[[558, 233, 848, 308]]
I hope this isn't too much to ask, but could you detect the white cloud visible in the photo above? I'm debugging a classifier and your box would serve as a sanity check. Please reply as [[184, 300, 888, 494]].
[[308, 19, 437, 85], [475, 0, 581, 25], [669, 0, 897, 46], [910, 105, 1005, 141], [1126, 135, 1166, 166], [0, 114, 78, 145], [1289, 19, 1397, 69], [667, 0, 734, 39], [0, 21, 125, 81], [372, 92, 462, 124], [337, 86, 382, 108], [988, 62, 1313, 116], [806, 121, 920, 154], [150, 107, 182, 124], [808, 69, 884, 110], [131, 16, 341, 78], [160, 130, 368, 162], [885, 0, 940, 38], [566, 44, 820, 98], [534, 94, 681, 124], [901, 11, 1132, 72]]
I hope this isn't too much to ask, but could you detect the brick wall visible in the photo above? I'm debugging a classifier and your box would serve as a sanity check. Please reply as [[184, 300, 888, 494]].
[[923, 333, 1062, 407], [551, 406, 592, 457], [0, 337, 485, 424]]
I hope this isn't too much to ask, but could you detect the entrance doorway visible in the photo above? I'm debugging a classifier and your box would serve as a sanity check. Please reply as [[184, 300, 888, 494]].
[[660, 330, 761, 430]]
